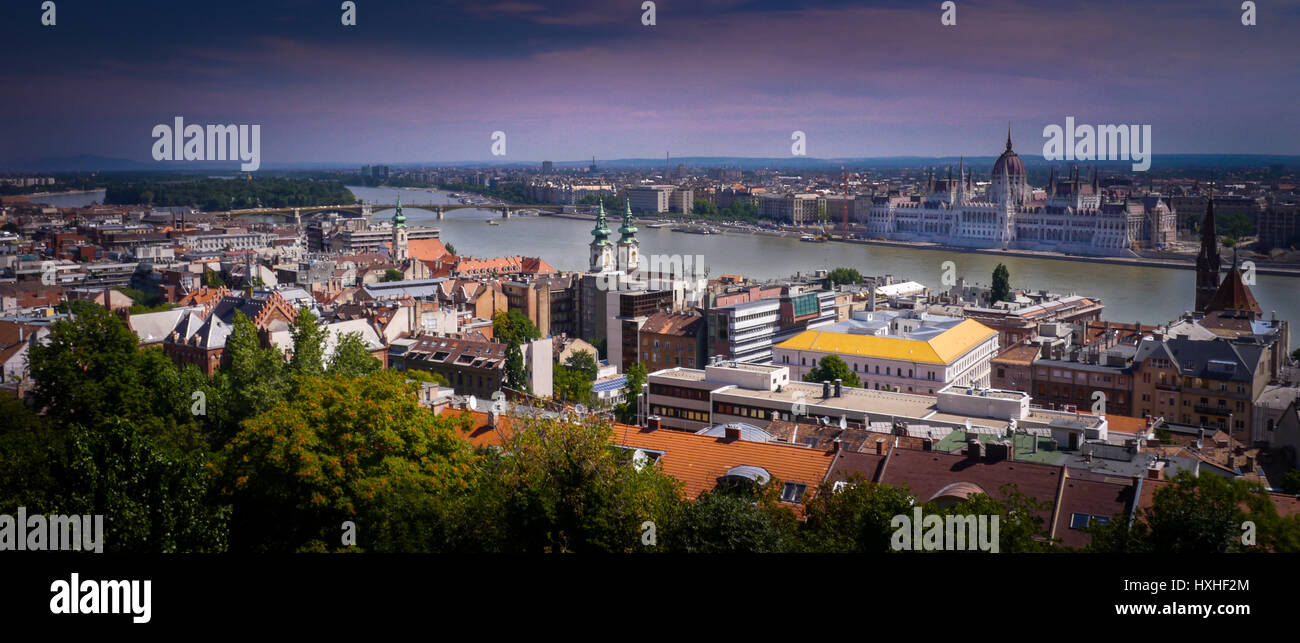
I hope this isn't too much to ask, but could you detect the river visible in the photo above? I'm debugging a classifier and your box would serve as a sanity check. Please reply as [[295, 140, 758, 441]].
[[28, 186, 1299, 348]]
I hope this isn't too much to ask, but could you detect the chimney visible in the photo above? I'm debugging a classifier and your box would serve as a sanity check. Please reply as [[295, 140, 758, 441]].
[[986, 441, 1011, 461], [834, 379, 843, 397], [966, 438, 984, 460], [831, 438, 842, 453], [922, 437, 933, 452], [1244, 454, 1255, 471], [822, 380, 831, 398], [874, 437, 886, 455], [724, 425, 742, 441], [647, 416, 661, 431], [1147, 460, 1165, 480]]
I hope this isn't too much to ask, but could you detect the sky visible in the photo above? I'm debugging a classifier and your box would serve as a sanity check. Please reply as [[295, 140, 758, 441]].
[[2, 0, 1298, 166]]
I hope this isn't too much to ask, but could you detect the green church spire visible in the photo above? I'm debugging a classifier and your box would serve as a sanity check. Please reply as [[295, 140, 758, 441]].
[[591, 200, 611, 246], [393, 196, 406, 228], [618, 198, 638, 244]]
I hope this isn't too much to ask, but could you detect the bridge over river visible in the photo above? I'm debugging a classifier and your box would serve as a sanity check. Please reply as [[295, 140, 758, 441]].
[[222, 202, 570, 221]]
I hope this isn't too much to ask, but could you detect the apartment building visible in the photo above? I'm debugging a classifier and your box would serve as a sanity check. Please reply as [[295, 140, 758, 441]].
[[628, 185, 674, 214]]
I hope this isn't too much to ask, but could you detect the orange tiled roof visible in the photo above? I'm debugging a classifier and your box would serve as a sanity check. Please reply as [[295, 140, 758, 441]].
[[445, 410, 835, 508], [385, 238, 449, 263]]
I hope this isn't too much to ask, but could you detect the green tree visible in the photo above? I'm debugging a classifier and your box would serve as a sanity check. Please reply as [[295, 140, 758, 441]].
[[1282, 469, 1300, 496], [404, 368, 450, 387], [288, 307, 327, 377], [553, 362, 594, 405], [691, 199, 719, 217], [493, 310, 541, 346], [444, 242, 457, 256], [1087, 471, 1276, 553], [28, 299, 153, 427], [615, 362, 648, 424], [484, 413, 683, 553], [991, 263, 1011, 304], [564, 349, 598, 380], [328, 331, 382, 378], [661, 483, 798, 553], [826, 267, 864, 287], [0, 397, 62, 514], [504, 343, 529, 393], [220, 370, 478, 552], [800, 478, 916, 552], [803, 354, 862, 388], [60, 417, 230, 552], [380, 269, 403, 282], [937, 484, 1058, 553], [221, 310, 287, 422], [203, 270, 226, 289], [495, 311, 540, 393]]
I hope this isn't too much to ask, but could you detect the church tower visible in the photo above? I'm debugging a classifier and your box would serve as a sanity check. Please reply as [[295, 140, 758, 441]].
[[1194, 193, 1221, 314], [589, 201, 614, 272], [616, 198, 640, 273], [392, 196, 409, 263]]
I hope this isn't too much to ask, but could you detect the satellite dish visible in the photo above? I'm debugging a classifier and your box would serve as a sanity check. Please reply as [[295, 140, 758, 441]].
[[466, 395, 478, 410], [838, 416, 847, 430]]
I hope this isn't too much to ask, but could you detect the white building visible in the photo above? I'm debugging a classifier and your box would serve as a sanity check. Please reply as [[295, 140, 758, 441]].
[[772, 310, 999, 394], [862, 130, 1177, 254], [628, 185, 674, 214]]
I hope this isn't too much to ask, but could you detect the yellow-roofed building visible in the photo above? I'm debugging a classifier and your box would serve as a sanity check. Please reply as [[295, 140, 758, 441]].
[[773, 312, 999, 395]]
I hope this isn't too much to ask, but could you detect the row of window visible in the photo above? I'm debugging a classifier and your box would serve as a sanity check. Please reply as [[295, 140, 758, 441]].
[[713, 402, 792, 422], [650, 382, 709, 401], [649, 404, 708, 423], [783, 353, 938, 380]]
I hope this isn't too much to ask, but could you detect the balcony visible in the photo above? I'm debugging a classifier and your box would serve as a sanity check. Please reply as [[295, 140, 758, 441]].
[[1194, 404, 1231, 416]]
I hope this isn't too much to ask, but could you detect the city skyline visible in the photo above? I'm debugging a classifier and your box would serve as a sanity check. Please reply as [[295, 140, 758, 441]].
[[2, 0, 1299, 166]]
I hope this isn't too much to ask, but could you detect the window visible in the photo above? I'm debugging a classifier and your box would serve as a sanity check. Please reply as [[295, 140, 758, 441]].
[[780, 482, 808, 504], [1069, 513, 1090, 529]]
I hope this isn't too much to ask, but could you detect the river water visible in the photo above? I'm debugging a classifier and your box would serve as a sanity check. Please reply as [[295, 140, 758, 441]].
[[29, 186, 1299, 348]]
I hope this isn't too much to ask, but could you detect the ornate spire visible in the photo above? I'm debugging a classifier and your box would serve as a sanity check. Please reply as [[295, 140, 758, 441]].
[[1006, 123, 1013, 152], [591, 200, 611, 246], [618, 198, 638, 244], [1194, 185, 1221, 314], [393, 195, 406, 228]]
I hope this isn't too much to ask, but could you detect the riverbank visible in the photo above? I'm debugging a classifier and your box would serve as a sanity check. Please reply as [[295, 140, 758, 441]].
[[540, 210, 1300, 278], [839, 237, 1300, 277], [25, 188, 105, 198]]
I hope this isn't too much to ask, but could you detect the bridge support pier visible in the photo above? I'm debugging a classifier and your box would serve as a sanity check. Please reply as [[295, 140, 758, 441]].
[[435, 207, 444, 220], [502, 208, 511, 219]]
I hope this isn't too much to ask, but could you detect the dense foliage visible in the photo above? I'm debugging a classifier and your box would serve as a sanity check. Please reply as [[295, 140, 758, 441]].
[[105, 177, 356, 210], [6, 302, 1298, 553]]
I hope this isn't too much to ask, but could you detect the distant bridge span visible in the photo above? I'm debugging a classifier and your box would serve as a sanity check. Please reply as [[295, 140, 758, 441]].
[[221, 202, 569, 221]]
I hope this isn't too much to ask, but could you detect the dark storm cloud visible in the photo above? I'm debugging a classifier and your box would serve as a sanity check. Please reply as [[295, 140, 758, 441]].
[[2, 0, 1296, 165]]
